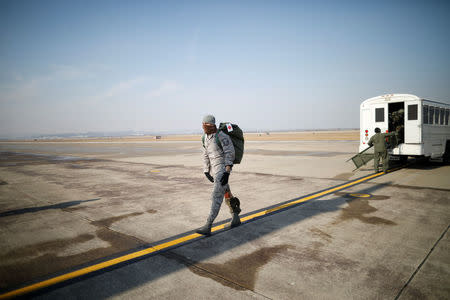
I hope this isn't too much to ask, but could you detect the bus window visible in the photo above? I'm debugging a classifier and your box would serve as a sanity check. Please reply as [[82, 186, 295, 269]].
[[446, 109, 449, 126], [408, 104, 418, 120], [429, 106, 434, 124], [423, 105, 428, 124], [375, 108, 384, 122], [435, 108, 440, 124], [440, 108, 445, 125]]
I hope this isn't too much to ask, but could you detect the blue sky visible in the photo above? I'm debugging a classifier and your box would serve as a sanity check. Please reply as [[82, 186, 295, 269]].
[[1, 0, 449, 137]]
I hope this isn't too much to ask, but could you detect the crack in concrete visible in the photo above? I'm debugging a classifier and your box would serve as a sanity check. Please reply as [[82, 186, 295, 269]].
[[394, 224, 450, 300]]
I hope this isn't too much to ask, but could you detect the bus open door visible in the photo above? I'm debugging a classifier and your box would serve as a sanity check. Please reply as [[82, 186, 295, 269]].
[[404, 102, 421, 144], [388, 102, 404, 148]]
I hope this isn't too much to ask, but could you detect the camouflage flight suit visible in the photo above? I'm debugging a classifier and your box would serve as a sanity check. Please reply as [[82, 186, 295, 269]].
[[203, 131, 235, 224], [368, 132, 396, 172]]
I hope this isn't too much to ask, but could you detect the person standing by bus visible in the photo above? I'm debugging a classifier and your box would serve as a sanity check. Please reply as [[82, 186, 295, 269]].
[[196, 115, 241, 236], [368, 127, 397, 172]]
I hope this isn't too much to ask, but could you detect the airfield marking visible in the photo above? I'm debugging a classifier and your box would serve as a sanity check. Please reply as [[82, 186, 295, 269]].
[[349, 193, 371, 198], [0, 170, 387, 299]]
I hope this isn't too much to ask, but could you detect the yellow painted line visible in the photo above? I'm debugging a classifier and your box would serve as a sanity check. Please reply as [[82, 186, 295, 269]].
[[244, 171, 384, 220], [0, 171, 385, 299], [349, 193, 371, 198], [152, 233, 201, 251]]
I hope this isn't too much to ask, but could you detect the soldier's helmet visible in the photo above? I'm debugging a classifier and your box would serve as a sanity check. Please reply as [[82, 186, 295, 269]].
[[375, 127, 381, 133]]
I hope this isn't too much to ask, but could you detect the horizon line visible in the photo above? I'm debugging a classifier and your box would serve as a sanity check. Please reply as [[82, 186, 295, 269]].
[[0, 128, 360, 141]]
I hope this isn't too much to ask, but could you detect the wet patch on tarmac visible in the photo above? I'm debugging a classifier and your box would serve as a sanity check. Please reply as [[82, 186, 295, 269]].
[[0, 212, 145, 290], [170, 245, 292, 291], [333, 192, 396, 225], [332, 172, 354, 181], [309, 227, 333, 242], [0, 228, 142, 290], [6, 161, 188, 207], [334, 192, 390, 201], [287, 241, 358, 272], [91, 212, 145, 227], [0, 233, 96, 265]]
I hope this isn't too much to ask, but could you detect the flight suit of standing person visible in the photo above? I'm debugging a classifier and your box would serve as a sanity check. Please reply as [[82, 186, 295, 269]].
[[368, 127, 397, 172], [196, 115, 241, 236]]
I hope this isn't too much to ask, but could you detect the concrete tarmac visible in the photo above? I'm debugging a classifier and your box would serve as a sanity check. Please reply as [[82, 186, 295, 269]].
[[0, 140, 449, 299]]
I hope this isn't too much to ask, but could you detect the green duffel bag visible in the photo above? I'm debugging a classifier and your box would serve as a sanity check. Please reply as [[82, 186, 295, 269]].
[[202, 122, 244, 164]]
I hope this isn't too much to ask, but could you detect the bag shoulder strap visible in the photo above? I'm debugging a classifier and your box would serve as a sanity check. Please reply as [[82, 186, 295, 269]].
[[203, 133, 223, 150], [215, 132, 222, 150]]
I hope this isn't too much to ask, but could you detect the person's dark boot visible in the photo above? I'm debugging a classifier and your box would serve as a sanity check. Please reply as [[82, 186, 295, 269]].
[[230, 213, 241, 228], [195, 222, 212, 236], [230, 197, 241, 214], [229, 197, 241, 228]]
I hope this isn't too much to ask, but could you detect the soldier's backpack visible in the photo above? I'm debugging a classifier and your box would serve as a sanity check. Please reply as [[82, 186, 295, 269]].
[[202, 122, 245, 164]]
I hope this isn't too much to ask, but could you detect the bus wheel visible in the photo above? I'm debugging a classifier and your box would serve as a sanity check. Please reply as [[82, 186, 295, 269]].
[[443, 140, 450, 164], [399, 156, 408, 163]]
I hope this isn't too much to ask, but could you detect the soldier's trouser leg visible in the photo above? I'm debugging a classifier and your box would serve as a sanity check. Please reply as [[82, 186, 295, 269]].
[[206, 173, 228, 224], [374, 152, 381, 172], [382, 151, 389, 172]]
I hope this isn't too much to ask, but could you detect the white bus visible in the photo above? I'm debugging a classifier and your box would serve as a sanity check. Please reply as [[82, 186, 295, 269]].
[[359, 94, 450, 161]]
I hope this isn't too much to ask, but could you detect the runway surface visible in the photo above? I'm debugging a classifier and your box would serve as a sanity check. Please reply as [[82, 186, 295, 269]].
[[0, 141, 449, 299]]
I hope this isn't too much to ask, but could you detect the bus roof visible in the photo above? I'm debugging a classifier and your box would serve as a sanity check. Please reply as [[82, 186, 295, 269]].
[[360, 94, 449, 108], [361, 94, 420, 107]]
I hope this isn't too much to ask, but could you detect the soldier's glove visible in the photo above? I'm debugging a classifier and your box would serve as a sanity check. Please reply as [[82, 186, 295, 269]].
[[220, 172, 230, 186], [204, 172, 214, 183]]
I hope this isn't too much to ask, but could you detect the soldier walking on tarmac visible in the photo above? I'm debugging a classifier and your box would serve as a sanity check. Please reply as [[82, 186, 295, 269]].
[[196, 115, 241, 236], [368, 127, 397, 172]]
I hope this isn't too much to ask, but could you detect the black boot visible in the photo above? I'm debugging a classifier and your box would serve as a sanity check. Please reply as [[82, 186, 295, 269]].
[[230, 197, 241, 214], [229, 197, 241, 228], [230, 213, 241, 228], [195, 223, 212, 236]]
